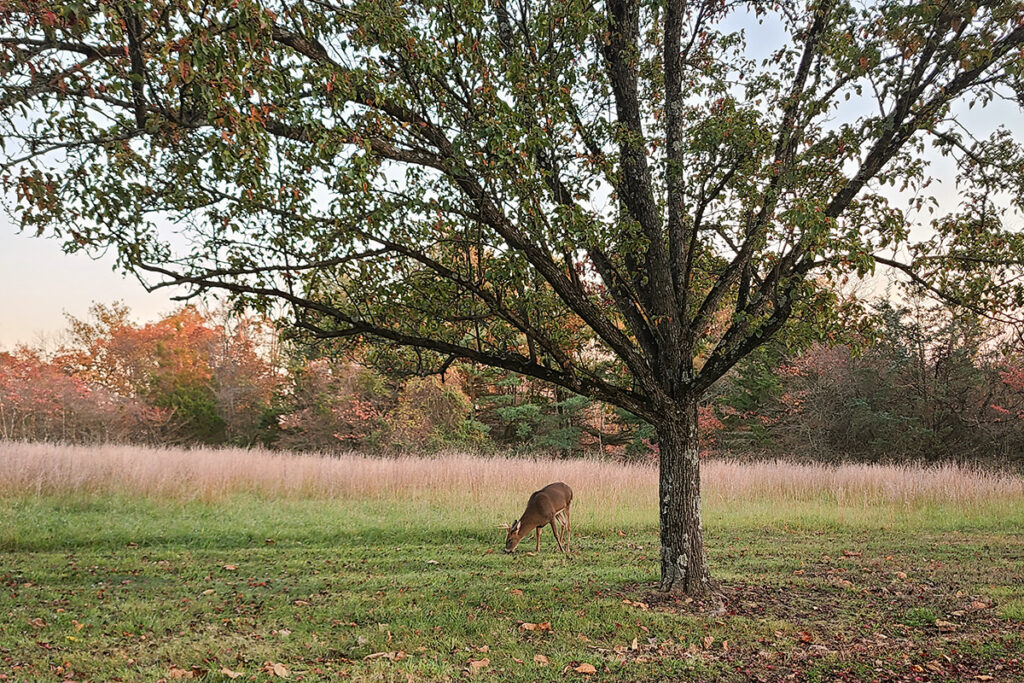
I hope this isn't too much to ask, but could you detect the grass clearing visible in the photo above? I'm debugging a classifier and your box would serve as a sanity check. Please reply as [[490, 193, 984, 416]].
[[1, 442, 1022, 681]]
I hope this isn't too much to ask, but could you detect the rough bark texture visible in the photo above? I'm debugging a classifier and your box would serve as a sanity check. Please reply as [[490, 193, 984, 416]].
[[657, 400, 712, 595]]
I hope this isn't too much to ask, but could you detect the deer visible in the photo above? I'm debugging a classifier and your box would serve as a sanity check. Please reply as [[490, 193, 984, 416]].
[[502, 482, 572, 554]]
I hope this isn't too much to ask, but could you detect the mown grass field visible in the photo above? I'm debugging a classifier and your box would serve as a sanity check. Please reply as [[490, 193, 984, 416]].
[[1, 442, 1022, 681]]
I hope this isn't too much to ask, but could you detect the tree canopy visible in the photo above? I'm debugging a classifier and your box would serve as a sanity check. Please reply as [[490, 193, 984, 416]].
[[4, 0, 1024, 593]]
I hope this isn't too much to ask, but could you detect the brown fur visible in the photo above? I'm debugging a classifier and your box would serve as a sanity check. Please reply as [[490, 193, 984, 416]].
[[504, 482, 572, 554]]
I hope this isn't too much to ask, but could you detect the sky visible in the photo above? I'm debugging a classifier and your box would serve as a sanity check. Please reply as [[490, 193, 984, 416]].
[[0, 220, 179, 351]]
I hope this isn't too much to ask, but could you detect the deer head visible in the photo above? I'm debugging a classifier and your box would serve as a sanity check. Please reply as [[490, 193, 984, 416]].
[[503, 520, 523, 553]]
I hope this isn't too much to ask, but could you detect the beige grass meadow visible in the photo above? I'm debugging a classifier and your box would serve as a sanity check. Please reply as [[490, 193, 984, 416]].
[[2, 440, 1022, 529]]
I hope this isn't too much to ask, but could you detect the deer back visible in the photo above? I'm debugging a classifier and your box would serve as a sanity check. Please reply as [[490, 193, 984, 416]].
[[520, 482, 572, 527]]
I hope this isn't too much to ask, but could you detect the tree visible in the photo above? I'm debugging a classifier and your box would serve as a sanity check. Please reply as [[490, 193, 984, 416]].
[[4, 0, 1024, 594]]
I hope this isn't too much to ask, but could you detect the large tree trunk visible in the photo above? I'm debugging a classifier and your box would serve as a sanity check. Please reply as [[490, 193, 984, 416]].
[[657, 400, 712, 595]]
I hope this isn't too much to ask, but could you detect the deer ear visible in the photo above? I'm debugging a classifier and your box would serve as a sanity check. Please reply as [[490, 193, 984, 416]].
[[511, 520, 521, 533]]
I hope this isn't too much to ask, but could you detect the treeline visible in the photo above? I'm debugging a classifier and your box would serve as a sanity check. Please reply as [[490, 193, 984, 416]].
[[3, 301, 1023, 465], [0, 303, 636, 454]]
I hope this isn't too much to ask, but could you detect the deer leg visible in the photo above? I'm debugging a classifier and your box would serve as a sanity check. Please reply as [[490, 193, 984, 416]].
[[554, 509, 570, 554], [554, 510, 568, 553], [550, 519, 567, 554], [535, 526, 540, 552], [566, 504, 571, 553]]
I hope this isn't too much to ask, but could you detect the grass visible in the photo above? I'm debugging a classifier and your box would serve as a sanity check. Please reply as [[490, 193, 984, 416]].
[[1, 441, 1022, 681]]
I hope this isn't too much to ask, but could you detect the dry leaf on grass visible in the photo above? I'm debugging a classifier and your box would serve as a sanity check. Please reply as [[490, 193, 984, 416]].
[[842, 550, 862, 557], [533, 654, 549, 665], [220, 668, 243, 679], [702, 635, 714, 649], [574, 663, 597, 674], [27, 618, 45, 629], [167, 668, 193, 679], [262, 662, 289, 678], [222, 564, 237, 571], [934, 620, 957, 632], [468, 658, 489, 671], [520, 621, 551, 631], [969, 601, 989, 610], [510, 589, 523, 595]]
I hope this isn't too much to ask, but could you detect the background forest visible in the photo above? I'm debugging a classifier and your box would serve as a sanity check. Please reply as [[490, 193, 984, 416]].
[[3, 297, 1023, 467]]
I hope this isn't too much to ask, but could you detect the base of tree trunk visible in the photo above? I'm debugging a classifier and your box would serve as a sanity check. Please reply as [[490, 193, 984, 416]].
[[657, 561, 714, 596], [656, 400, 713, 597]]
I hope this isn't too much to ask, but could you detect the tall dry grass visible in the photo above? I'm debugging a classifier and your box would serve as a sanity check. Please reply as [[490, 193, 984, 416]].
[[2, 442, 1022, 523]]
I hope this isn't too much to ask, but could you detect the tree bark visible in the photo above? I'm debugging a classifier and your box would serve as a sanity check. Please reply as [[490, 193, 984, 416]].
[[657, 400, 712, 595]]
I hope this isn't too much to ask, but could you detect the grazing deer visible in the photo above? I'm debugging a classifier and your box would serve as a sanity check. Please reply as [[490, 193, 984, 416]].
[[503, 482, 572, 554]]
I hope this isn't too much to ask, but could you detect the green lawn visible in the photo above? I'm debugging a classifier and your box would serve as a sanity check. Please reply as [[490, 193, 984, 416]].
[[1, 494, 1022, 681]]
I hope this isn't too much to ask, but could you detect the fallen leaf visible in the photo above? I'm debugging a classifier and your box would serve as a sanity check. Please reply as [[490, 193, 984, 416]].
[[934, 620, 957, 632], [27, 618, 46, 629], [533, 654, 549, 666], [793, 569, 805, 576], [272, 662, 289, 678], [510, 589, 523, 596], [520, 621, 551, 631], [895, 571, 908, 580], [512, 657, 524, 664], [468, 658, 489, 671], [201, 589, 215, 595], [702, 635, 714, 649], [574, 663, 597, 674], [630, 637, 638, 650], [616, 529, 626, 537], [426, 560, 439, 565], [798, 631, 814, 644], [72, 620, 85, 631], [969, 601, 989, 610], [293, 600, 309, 606], [220, 668, 243, 679], [222, 564, 237, 571], [276, 629, 292, 637], [842, 550, 862, 557], [974, 676, 995, 681], [722, 639, 729, 652], [167, 668, 193, 679]]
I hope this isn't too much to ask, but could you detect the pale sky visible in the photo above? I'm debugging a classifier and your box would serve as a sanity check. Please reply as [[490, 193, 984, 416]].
[[0, 220, 179, 351]]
